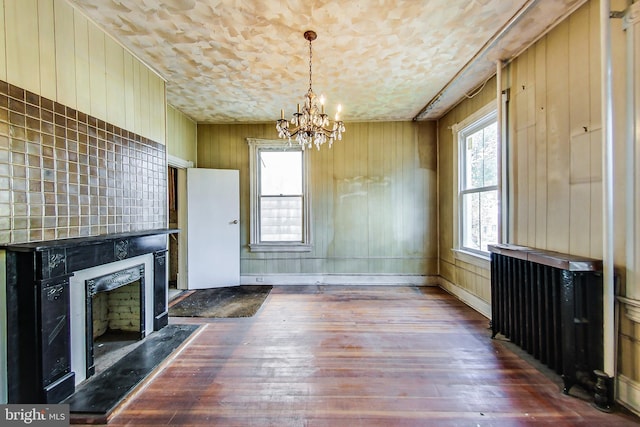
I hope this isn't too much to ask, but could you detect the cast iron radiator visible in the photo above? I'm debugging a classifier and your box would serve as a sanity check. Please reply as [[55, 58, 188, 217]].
[[488, 244, 604, 397]]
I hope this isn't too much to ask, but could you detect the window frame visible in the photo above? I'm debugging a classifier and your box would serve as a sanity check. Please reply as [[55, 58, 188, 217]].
[[454, 105, 499, 258], [247, 138, 312, 252]]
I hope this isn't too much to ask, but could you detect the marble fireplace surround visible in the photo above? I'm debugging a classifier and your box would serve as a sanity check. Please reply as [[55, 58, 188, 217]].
[[3, 228, 176, 404]]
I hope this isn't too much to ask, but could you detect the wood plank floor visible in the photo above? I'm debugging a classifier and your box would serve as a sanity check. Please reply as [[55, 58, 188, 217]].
[[99, 286, 639, 426]]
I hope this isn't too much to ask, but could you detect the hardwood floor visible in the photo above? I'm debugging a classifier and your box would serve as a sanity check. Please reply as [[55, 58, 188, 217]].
[[101, 286, 639, 426]]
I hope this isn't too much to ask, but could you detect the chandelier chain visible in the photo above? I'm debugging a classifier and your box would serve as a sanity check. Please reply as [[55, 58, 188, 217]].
[[308, 37, 313, 93]]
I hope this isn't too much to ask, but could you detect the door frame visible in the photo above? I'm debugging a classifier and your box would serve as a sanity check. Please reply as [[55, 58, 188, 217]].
[[168, 154, 193, 290]]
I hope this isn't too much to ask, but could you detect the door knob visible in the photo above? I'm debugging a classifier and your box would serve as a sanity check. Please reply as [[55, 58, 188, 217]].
[[231, 219, 239, 224]]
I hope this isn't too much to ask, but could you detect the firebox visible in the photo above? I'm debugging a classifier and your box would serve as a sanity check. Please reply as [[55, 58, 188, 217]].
[[85, 265, 145, 379]]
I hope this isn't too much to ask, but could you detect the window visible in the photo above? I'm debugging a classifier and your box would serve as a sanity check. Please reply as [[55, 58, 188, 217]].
[[458, 110, 498, 255], [247, 138, 311, 252]]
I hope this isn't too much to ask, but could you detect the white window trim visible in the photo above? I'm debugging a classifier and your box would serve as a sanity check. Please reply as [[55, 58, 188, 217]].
[[246, 138, 312, 252], [451, 101, 497, 260]]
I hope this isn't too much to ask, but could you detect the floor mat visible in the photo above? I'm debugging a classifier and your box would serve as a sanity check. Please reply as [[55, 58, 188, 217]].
[[169, 285, 272, 318]]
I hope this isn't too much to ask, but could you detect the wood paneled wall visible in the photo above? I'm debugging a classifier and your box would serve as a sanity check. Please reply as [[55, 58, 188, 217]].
[[510, 3, 610, 258], [0, 0, 165, 144], [439, 0, 640, 411], [438, 76, 496, 311], [197, 121, 437, 276], [167, 105, 197, 163]]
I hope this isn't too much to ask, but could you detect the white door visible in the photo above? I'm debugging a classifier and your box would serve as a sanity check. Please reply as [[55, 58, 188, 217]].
[[186, 168, 240, 289]]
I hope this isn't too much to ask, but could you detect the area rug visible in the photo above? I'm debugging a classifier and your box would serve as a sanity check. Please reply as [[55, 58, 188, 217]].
[[169, 285, 272, 318]]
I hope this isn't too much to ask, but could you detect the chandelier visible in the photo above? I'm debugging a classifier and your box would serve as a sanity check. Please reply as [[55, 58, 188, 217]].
[[276, 30, 345, 150]]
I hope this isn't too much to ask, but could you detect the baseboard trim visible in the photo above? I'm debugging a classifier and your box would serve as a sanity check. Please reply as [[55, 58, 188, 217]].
[[617, 374, 640, 417], [240, 274, 439, 286], [437, 276, 491, 319]]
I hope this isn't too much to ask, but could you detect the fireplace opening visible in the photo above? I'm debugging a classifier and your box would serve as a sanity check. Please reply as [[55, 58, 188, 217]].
[[85, 265, 146, 379]]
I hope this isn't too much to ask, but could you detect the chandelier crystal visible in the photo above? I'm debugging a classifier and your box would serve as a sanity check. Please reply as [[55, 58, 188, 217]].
[[276, 30, 345, 150]]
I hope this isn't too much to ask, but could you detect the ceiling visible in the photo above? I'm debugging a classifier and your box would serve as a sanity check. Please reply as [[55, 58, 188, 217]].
[[67, 0, 584, 124]]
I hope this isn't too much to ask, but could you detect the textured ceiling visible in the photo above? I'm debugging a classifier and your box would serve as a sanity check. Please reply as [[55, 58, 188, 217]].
[[67, 0, 584, 123]]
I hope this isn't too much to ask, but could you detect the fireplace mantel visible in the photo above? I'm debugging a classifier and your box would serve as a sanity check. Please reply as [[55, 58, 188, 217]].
[[2, 228, 178, 404]]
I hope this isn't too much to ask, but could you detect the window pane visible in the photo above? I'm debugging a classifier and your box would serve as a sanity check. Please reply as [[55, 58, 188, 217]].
[[463, 121, 497, 190], [479, 190, 498, 251], [482, 123, 498, 186], [461, 189, 498, 252], [260, 151, 302, 195], [461, 192, 480, 251], [260, 196, 302, 241]]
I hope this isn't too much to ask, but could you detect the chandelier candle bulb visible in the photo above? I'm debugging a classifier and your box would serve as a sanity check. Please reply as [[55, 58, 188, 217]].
[[281, 109, 284, 119]]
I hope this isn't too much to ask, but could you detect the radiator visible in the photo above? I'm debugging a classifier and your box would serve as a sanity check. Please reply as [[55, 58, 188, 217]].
[[488, 244, 604, 397]]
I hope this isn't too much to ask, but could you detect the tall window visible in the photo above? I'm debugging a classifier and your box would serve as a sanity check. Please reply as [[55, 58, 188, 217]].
[[458, 111, 498, 254], [260, 150, 302, 241], [247, 138, 311, 252]]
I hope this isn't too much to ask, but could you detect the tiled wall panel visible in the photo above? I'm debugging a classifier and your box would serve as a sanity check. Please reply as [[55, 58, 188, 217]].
[[0, 79, 166, 244]]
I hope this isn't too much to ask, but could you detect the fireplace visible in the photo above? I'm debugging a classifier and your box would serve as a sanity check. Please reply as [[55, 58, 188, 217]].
[[2, 229, 176, 403]]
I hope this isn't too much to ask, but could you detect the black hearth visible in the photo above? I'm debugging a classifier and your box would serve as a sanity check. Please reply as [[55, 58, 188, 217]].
[[2, 229, 177, 404]]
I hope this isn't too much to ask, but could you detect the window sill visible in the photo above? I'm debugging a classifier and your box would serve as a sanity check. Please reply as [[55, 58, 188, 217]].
[[249, 243, 312, 253], [451, 248, 491, 268]]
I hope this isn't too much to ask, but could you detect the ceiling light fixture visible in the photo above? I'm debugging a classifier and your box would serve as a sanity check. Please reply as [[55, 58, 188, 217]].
[[276, 30, 345, 150]]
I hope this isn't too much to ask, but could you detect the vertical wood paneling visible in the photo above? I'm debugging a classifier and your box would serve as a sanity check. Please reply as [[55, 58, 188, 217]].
[[218, 124, 231, 169], [568, 7, 591, 257], [196, 123, 209, 167], [587, 0, 603, 267], [525, 48, 537, 245], [544, 21, 571, 254], [590, 133, 603, 259], [73, 9, 90, 113], [438, 114, 455, 269], [53, 0, 76, 109], [88, 22, 106, 120], [166, 105, 197, 163], [527, 124, 536, 244], [37, 0, 56, 100], [332, 122, 347, 263], [198, 122, 435, 275], [105, 36, 125, 127], [123, 51, 135, 131], [501, 0, 606, 260], [138, 64, 150, 139], [352, 124, 374, 260], [589, 3, 602, 131], [366, 122, 382, 259], [514, 124, 528, 244], [0, 0, 6, 80], [6, 0, 39, 93], [534, 39, 548, 249], [152, 74, 166, 144], [132, 60, 142, 136]]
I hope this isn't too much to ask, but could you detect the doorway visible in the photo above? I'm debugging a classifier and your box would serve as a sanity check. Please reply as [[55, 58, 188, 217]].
[[168, 166, 179, 295], [167, 157, 192, 292]]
